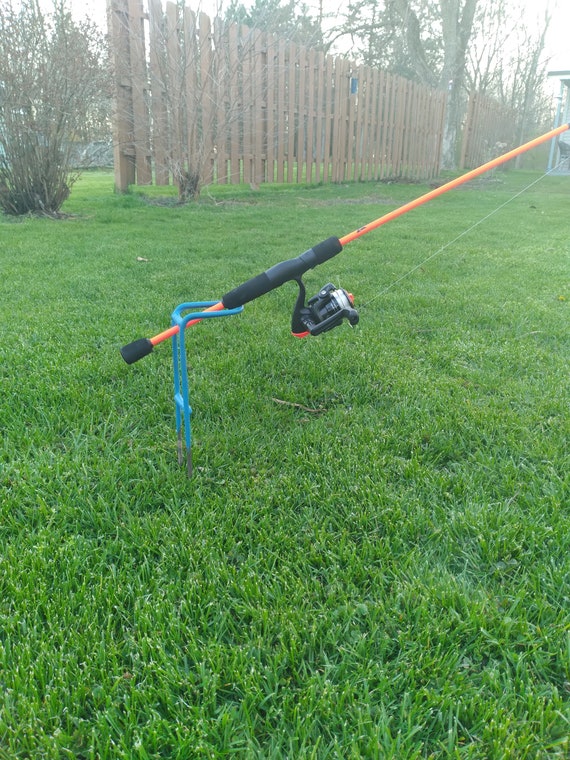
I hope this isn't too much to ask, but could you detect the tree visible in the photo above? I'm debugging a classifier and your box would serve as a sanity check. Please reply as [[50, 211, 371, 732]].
[[0, 0, 110, 215], [436, 0, 479, 167], [224, 0, 324, 48], [334, 0, 478, 168], [467, 0, 552, 147], [332, 0, 552, 169]]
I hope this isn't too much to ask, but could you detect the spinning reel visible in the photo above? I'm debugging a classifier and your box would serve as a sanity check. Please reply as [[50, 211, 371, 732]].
[[291, 278, 359, 337]]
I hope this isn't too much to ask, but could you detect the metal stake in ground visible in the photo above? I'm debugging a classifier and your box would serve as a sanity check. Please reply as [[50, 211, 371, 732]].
[[170, 301, 244, 477]]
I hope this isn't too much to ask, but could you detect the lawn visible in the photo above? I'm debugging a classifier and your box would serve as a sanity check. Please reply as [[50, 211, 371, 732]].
[[0, 169, 568, 758]]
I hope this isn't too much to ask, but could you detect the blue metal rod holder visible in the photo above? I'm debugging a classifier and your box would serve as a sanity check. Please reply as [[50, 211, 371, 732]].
[[171, 301, 244, 476]]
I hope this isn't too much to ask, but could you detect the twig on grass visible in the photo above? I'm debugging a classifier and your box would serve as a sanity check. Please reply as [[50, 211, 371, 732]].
[[271, 397, 324, 414]]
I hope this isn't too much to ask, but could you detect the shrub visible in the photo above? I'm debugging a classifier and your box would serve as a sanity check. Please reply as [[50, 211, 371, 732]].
[[0, 0, 110, 215]]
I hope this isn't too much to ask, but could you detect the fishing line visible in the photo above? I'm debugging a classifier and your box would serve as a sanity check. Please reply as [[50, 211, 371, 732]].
[[359, 164, 561, 311]]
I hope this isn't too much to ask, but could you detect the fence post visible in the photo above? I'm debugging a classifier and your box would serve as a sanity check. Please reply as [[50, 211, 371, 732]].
[[107, 0, 135, 191]]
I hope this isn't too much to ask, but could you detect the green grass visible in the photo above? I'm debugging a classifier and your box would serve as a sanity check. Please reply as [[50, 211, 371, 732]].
[[0, 169, 569, 758]]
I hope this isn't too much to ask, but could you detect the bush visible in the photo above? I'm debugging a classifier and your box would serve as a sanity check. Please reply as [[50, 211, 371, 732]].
[[0, 0, 110, 215]]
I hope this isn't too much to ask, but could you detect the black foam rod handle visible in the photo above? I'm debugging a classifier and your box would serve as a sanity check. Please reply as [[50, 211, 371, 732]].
[[120, 338, 154, 364], [221, 237, 343, 309]]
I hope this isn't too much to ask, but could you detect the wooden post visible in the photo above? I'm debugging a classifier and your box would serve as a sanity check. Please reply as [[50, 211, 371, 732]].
[[183, 8, 198, 178], [286, 42, 297, 183], [107, 0, 135, 191], [228, 23, 241, 184], [148, 0, 170, 184], [296, 45, 307, 182], [322, 54, 334, 183], [214, 17, 228, 183], [276, 39, 286, 183], [127, 0, 152, 184], [199, 12, 214, 186], [265, 33, 277, 183], [252, 29, 265, 186]]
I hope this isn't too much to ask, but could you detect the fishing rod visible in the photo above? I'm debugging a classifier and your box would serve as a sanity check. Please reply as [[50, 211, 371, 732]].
[[120, 122, 569, 365], [121, 122, 568, 475]]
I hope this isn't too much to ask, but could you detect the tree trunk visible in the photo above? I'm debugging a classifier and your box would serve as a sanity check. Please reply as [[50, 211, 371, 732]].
[[439, 0, 478, 169], [392, 0, 478, 170]]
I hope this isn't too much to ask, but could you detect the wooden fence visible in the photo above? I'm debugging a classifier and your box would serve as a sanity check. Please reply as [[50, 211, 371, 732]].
[[107, 0, 448, 193], [459, 92, 518, 169]]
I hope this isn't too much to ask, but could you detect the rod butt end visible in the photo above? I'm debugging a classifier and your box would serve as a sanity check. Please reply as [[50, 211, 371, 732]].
[[120, 338, 154, 364]]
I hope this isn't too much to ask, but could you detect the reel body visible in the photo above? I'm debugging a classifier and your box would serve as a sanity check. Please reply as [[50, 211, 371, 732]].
[[291, 279, 359, 337]]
